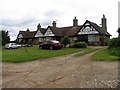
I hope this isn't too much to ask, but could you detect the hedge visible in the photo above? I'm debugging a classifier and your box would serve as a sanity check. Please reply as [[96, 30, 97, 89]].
[[70, 42, 87, 48]]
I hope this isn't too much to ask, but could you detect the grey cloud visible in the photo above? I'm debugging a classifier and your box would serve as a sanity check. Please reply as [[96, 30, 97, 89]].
[[44, 9, 62, 17], [41, 10, 63, 27], [0, 17, 37, 27], [41, 21, 51, 27], [41, 17, 53, 27]]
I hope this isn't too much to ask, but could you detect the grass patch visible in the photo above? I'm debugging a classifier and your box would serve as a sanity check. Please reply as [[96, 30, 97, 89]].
[[91, 48, 119, 61], [2, 46, 83, 63], [74, 47, 100, 57]]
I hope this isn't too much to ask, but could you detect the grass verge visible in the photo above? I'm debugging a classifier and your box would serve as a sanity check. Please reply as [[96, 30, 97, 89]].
[[91, 48, 119, 61], [74, 47, 100, 57], [2, 46, 83, 63]]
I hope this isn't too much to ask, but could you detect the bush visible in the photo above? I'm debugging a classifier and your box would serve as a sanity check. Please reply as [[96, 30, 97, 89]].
[[108, 37, 120, 48], [108, 37, 120, 57], [108, 47, 120, 57], [61, 35, 70, 46], [70, 42, 87, 48]]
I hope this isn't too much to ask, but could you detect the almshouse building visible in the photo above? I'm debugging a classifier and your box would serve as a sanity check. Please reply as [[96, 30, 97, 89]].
[[17, 15, 111, 46]]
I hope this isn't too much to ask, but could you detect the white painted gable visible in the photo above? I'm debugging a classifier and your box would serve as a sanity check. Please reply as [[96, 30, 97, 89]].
[[44, 28, 55, 36], [78, 23, 99, 35], [34, 30, 44, 37], [18, 34, 23, 38], [85, 22, 90, 25]]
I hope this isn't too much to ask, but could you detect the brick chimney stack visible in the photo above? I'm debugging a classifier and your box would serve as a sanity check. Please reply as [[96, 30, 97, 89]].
[[52, 21, 56, 27], [101, 14, 107, 32], [73, 16, 78, 26], [37, 23, 41, 30], [26, 28, 30, 31]]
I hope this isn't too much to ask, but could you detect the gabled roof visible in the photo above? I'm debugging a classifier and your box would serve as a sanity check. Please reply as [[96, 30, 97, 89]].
[[85, 20, 111, 36], [47, 25, 82, 36], [34, 28, 46, 36], [64, 26, 82, 36], [48, 26, 62, 36], [17, 30, 36, 39], [17, 19, 111, 39], [39, 28, 46, 34]]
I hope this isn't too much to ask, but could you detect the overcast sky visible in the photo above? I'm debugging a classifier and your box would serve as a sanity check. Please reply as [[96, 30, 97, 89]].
[[0, 0, 119, 40]]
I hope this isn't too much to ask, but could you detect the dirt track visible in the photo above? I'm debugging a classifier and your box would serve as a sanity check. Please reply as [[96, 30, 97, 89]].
[[2, 50, 118, 88]]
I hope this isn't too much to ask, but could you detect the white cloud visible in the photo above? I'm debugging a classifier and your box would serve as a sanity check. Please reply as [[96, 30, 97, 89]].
[[0, 0, 119, 40]]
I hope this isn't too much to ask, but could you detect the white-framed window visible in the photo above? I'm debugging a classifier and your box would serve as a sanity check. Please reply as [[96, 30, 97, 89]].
[[74, 37, 77, 40], [19, 39, 22, 42], [85, 26, 91, 31], [88, 35, 96, 42]]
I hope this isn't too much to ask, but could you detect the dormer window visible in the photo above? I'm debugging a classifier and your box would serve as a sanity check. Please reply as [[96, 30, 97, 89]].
[[85, 26, 91, 31]]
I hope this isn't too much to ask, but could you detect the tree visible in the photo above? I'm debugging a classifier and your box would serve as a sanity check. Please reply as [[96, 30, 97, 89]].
[[61, 35, 70, 47], [117, 28, 120, 37], [0, 30, 10, 46]]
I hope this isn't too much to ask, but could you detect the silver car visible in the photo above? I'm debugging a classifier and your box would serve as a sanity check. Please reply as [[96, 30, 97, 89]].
[[5, 43, 21, 49]]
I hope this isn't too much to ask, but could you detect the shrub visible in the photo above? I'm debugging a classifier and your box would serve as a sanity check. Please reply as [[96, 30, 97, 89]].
[[70, 42, 87, 48], [108, 37, 120, 48], [108, 37, 120, 57], [108, 47, 120, 57], [61, 35, 70, 46]]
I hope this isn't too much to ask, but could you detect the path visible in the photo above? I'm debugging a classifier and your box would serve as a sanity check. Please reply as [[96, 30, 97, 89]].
[[2, 50, 118, 88]]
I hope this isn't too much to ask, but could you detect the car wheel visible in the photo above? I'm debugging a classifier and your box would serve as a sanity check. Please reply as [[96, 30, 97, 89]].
[[50, 46, 53, 50]]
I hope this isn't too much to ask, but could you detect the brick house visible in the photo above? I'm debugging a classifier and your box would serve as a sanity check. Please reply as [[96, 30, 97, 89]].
[[17, 15, 111, 46]]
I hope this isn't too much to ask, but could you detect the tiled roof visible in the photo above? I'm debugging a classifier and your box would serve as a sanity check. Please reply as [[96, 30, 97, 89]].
[[18, 30, 36, 38], [48, 25, 82, 36], [34, 28, 46, 36], [40, 28, 46, 34], [48, 26, 62, 36]]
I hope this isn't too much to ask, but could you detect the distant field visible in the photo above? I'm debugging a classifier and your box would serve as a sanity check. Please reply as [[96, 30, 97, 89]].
[[2, 46, 84, 63]]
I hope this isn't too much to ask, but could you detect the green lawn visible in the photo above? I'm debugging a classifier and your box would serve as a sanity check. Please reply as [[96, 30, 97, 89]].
[[2, 46, 83, 63], [91, 48, 119, 61], [3, 46, 118, 63]]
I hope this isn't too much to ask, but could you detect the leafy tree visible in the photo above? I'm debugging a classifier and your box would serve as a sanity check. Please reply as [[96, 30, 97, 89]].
[[0, 30, 10, 46], [61, 35, 70, 46], [117, 28, 120, 37]]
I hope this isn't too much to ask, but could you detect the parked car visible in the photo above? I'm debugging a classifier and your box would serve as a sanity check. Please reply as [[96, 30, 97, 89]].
[[5, 43, 21, 49], [39, 40, 63, 50]]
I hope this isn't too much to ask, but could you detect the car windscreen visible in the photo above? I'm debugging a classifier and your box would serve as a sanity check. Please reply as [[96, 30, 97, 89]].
[[51, 41, 59, 43], [5, 44, 9, 46]]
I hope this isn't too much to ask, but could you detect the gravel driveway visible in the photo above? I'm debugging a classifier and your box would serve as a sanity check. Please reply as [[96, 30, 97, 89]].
[[2, 50, 118, 88]]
